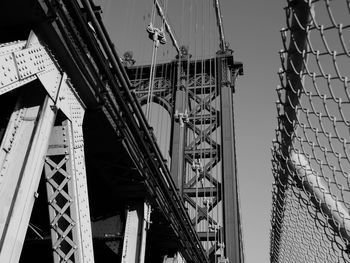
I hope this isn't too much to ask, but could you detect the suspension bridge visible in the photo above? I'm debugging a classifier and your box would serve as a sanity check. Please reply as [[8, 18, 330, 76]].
[[1, 0, 350, 263]]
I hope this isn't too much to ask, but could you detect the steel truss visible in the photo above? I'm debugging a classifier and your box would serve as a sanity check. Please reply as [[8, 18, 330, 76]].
[[45, 118, 93, 263], [0, 32, 94, 262]]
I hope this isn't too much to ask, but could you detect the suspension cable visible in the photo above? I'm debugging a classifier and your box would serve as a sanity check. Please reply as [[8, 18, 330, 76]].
[[213, 0, 226, 52], [150, 0, 156, 26], [155, 0, 180, 54], [145, 40, 158, 120]]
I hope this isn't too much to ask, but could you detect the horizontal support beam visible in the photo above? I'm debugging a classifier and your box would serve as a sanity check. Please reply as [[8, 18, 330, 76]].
[[197, 231, 217, 242], [185, 148, 218, 159], [188, 114, 219, 125], [187, 85, 216, 94], [184, 187, 219, 197], [25, 235, 124, 243]]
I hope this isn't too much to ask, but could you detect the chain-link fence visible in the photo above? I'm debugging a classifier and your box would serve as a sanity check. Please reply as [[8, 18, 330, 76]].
[[271, 0, 350, 262]]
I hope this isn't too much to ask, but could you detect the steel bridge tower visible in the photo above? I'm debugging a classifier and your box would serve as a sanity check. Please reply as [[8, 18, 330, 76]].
[[127, 48, 243, 262]]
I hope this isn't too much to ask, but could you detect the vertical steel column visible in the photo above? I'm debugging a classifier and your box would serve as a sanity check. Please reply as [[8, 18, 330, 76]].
[[121, 202, 151, 263], [52, 73, 95, 263], [170, 62, 186, 193], [44, 120, 86, 263], [217, 54, 241, 263], [0, 89, 56, 263]]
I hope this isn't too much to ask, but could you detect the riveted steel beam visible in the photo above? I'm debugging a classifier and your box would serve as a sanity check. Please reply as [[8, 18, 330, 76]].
[[45, 116, 94, 263], [0, 90, 56, 263], [121, 202, 151, 263]]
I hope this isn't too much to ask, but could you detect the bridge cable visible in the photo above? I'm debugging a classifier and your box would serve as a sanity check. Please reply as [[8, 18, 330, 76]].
[[213, 0, 226, 52], [193, 0, 199, 234], [145, 0, 169, 121]]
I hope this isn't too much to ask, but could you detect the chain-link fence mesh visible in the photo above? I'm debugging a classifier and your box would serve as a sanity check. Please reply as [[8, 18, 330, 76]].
[[270, 0, 350, 262]]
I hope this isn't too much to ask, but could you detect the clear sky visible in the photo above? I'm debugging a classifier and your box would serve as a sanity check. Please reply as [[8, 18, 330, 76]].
[[220, 2, 284, 262], [95, 1, 286, 262]]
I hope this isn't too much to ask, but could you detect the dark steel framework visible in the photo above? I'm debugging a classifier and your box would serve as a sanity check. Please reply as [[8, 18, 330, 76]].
[[128, 52, 243, 262]]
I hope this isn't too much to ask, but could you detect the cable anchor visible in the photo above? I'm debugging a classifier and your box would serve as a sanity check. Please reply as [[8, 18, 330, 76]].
[[146, 24, 166, 45], [203, 198, 212, 208], [217, 243, 229, 263], [174, 109, 188, 127], [191, 159, 203, 173]]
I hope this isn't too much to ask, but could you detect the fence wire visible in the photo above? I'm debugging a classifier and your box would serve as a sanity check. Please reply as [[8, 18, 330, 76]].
[[271, 0, 350, 262]]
